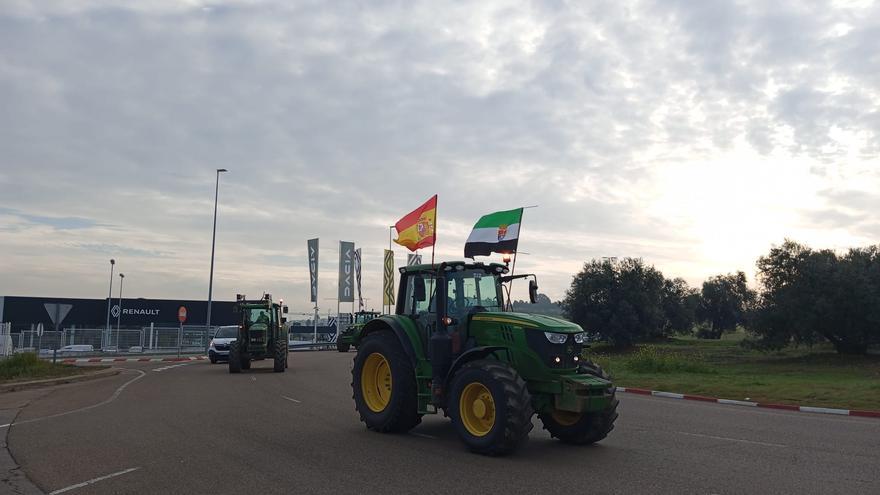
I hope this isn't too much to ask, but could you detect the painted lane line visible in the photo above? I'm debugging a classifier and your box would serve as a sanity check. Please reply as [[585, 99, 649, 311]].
[[410, 432, 437, 440], [48, 467, 141, 494], [152, 362, 195, 372], [673, 431, 787, 448], [0, 369, 146, 430], [281, 396, 302, 404]]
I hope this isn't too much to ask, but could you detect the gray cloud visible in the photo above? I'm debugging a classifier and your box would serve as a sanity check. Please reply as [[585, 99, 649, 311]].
[[1, 0, 879, 308]]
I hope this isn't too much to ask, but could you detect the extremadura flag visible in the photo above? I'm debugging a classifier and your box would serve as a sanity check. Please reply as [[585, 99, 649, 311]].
[[464, 208, 523, 258], [393, 195, 437, 252]]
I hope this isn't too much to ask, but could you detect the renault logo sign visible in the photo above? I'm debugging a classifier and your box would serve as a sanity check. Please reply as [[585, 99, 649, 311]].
[[111, 305, 120, 318]]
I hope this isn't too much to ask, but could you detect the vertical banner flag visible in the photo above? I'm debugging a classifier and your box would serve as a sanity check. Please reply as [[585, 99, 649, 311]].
[[383, 249, 395, 306], [338, 241, 355, 303], [307, 238, 319, 303], [393, 195, 437, 252], [464, 208, 524, 258], [407, 254, 422, 266], [354, 248, 363, 310]]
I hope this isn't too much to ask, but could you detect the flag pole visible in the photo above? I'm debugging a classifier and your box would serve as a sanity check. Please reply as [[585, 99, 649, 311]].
[[506, 207, 530, 311], [431, 194, 438, 267]]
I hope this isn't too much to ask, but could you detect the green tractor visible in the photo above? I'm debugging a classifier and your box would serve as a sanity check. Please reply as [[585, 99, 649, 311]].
[[349, 261, 617, 455], [337, 310, 382, 352], [229, 293, 289, 373]]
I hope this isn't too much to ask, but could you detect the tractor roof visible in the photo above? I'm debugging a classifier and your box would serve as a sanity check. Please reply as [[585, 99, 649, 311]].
[[399, 260, 509, 275]]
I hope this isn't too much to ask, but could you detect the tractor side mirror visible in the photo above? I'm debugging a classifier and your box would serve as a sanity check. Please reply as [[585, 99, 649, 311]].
[[282, 305, 288, 314], [529, 279, 539, 304], [282, 317, 287, 324], [413, 276, 426, 302]]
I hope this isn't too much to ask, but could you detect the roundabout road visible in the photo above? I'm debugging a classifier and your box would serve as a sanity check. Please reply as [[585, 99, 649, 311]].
[[1, 352, 877, 494]]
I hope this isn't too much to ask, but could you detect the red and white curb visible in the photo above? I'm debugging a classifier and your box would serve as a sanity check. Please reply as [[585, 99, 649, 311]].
[[616, 386, 880, 419], [61, 356, 207, 364]]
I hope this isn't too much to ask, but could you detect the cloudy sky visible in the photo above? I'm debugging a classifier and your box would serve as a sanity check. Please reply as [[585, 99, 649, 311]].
[[1, 0, 878, 314]]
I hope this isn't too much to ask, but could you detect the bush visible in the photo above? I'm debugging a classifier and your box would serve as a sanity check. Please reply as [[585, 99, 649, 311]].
[[625, 345, 716, 374], [0, 352, 80, 381]]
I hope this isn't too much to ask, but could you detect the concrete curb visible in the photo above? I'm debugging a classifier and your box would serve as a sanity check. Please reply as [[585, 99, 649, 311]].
[[60, 355, 207, 364], [0, 367, 123, 393], [616, 387, 880, 419]]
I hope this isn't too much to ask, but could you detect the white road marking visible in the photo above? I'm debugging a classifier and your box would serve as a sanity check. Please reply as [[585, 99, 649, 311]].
[[251, 377, 257, 381], [48, 467, 140, 494], [152, 362, 195, 372], [0, 369, 146, 430], [281, 396, 301, 404], [410, 432, 437, 440], [674, 430, 787, 448]]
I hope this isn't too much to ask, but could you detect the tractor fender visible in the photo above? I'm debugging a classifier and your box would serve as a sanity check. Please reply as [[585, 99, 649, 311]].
[[444, 346, 508, 387], [360, 317, 419, 367]]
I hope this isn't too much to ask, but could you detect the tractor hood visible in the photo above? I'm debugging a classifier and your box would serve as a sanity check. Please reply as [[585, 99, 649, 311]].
[[470, 312, 583, 333]]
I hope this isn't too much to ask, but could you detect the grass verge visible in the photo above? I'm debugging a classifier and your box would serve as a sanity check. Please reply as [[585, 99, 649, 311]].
[[586, 338, 880, 411], [0, 353, 96, 383]]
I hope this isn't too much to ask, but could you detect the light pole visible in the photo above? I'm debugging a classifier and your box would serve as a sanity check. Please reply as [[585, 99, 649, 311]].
[[116, 273, 124, 350], [105, 259, 115, 349], [206, 168, 228, 335]]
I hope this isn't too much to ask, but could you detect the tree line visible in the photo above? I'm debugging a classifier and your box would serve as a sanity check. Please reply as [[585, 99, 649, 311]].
[[560, 240, 880, 355]]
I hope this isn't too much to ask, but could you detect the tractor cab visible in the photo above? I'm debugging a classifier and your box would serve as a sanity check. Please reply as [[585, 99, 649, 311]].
[[228, 293, 289, 373], [398, 261, 538, 356]]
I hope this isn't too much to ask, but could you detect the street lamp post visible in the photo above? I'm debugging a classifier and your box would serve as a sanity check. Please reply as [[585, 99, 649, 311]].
[[206, 168, 228, 335], [116, 273, 124, 350], [105, 259, 115, 350]]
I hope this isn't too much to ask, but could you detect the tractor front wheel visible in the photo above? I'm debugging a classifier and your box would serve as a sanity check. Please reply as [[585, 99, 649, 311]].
[[274, 338, 287, 372], [228, 342, 241, 374], [351, 330, 420, 433], [538, 362, 618, 445], [336, 342, 350, 353], [449, 360, 533, 456]]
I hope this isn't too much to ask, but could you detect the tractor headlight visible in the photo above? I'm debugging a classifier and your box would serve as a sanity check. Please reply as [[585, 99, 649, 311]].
[[544, 332, 568, 344], [573, 332, 588, 344]]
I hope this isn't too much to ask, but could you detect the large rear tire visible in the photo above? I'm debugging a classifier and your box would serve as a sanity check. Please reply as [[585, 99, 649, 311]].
[[228, 342, 241, 374], [351, 330, 421, 433], [538, 362, 618, 445], [449, 360, 533, 456], [274, 338, 287, 372]]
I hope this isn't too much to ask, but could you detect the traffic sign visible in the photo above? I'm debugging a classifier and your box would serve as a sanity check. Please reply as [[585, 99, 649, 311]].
[[178, 306, 187, 323]]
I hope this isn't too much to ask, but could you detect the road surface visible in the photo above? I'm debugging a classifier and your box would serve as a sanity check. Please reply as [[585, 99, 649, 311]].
[[1, 352, 877, 494]]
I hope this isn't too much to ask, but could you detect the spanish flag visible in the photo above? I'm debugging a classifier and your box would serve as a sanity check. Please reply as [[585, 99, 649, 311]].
[[393, 195, 437, 252]]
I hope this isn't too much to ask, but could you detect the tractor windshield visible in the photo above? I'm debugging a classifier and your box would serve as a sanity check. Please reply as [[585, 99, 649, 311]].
[[245, 307, 273, 327], [446, 269, 503, 317]]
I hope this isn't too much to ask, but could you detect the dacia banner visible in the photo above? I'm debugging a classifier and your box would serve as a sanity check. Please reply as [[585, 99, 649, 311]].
[[407, 254, 422, 266], [338, 241, 355, 303], [354, 248, 363, 310], [308, 238, 319, 303], [383, 249, 395, 305]]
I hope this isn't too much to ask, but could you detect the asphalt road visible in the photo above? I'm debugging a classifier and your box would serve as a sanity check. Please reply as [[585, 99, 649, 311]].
[[1, 352, 878, 494]]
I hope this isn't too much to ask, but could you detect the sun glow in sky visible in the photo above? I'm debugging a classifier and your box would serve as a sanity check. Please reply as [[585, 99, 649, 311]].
[[1, 0, 879, 312]]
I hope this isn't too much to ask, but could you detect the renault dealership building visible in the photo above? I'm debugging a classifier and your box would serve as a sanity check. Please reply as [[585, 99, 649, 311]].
[[0, 295, 236, 332]]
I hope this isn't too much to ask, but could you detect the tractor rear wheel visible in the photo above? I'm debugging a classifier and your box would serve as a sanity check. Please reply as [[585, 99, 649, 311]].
[[228, 342, 241, 374], [274, 338, 287, 372], [538, 362, 619, 445], [351, 330, 420, 433], [449, 360, 533, 456]]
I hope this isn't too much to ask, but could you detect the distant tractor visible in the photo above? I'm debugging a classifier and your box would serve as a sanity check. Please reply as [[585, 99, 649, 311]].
[[349, 261, 618, 455], [229, 294, 289, 373], [337, 311, 382, 352]]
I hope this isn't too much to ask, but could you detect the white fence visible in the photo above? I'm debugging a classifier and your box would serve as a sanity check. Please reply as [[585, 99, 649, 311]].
[[5, 325, 217, 354]]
